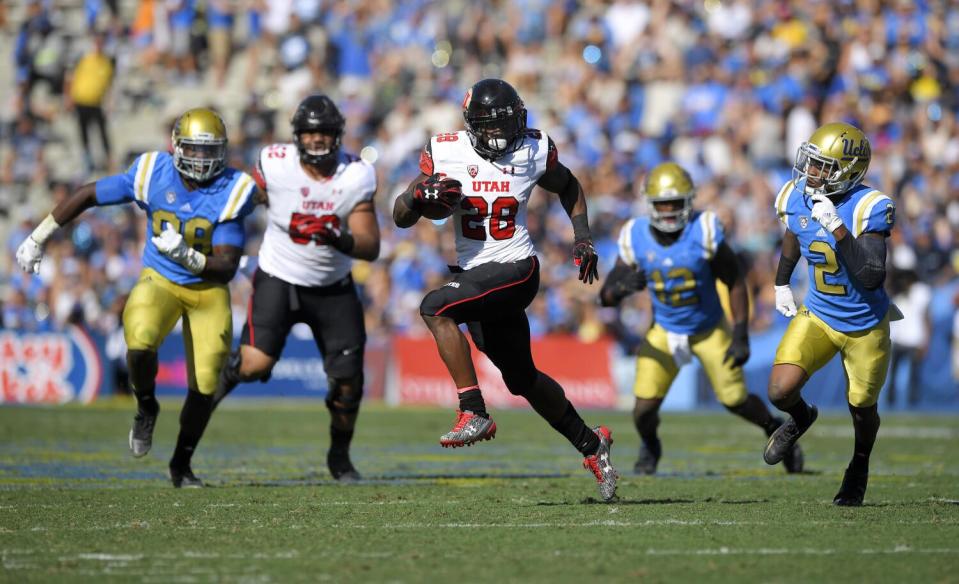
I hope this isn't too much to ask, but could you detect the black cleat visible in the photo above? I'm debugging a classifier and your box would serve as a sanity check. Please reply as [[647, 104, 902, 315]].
[[129, 411, 158, 458], [764, 406, 818, 465], [833, 466, 868, 506], [327, 449, 362, 482], [169, 465, 204, 489], [634, 438, 661, 475]]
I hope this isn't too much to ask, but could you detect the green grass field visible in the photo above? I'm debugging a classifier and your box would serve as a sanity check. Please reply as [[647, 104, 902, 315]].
[[1, 401, 957, 583]]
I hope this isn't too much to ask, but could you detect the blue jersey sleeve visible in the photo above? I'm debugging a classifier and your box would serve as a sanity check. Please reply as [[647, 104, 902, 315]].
[[94, 166, 136, 206], [211, 218, 246, 248], [616, 218, 639, 267], [863, 195, 895, 236], [95, 152, 163, 207], [850, 191, 895, 237], [697, 211, 724, 259]]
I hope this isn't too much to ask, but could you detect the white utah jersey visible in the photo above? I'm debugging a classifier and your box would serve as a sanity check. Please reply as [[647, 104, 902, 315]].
[[421, 129, 554, 269], [256, 144, 376, 287]]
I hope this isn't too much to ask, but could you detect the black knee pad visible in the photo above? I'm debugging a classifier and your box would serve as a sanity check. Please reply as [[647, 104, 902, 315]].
[[326, 375, 364, 414]]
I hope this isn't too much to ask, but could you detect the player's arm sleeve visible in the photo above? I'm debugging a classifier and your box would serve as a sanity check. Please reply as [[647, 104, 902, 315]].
[[856, 193, 896, 237], [357, 163, 377, 203], [251, 151, 268, 205], [773, 180, 794, 226], [837, 233, 887, 290], [775, 230, 801, 286], [94, 152, 158, 206], [699, 211, 724, 260], [837, 192, 893, 291], [616, 219, 637, 267], [217, 172, 258, 223]]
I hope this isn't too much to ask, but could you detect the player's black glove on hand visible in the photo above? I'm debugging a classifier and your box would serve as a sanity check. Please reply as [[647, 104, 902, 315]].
[[724, 321, 750, 368], [573, 239, 600, 284], [606, 265, 647, 304], [412, 173, 463, 211]]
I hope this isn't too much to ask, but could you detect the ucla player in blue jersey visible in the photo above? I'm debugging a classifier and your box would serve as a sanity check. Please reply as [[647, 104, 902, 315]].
[[765, 122, 898, 506], [600, 162, 801, 475], [15, 108, 257, 488]]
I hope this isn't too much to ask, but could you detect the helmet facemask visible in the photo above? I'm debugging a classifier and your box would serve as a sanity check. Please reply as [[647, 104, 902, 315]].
[[291, 95, 345, 167], [174, 137, 227, 183], [793, 141, 867, 199], [464, 105, 527, 159], [648, 194, 694, 233], [293, 127, 342, 166]]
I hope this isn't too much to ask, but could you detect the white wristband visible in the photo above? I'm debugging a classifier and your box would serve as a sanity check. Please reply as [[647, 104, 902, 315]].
[[30, 214, 60, 245]]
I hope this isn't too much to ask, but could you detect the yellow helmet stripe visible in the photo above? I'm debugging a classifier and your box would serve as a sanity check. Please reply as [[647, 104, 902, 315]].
[[617, 218, 637, 267], [134, 152, 158, 203], [219, 173, 255, 222], [774, 180, 794, 224], [852, 190, 882, 237]]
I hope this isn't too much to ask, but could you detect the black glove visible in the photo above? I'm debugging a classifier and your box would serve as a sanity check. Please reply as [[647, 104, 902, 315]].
[[412, 173, 463, 211], [572, 239, 599, 284], [607, 265, 647, 303], [724, 321, 750, 368]]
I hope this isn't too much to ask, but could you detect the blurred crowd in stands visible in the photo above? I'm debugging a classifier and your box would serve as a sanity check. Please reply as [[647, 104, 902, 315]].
[[1, 0, 958, 391]]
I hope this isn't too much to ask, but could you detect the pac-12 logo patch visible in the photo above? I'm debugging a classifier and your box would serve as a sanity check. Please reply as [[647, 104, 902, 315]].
[[166, 191, 176, 204], [799, 216, 809, 229], [468, 165, 479, 178], [300, 187, 310, 197]]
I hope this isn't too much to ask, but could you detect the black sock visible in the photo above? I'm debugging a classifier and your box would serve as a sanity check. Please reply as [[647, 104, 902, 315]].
[[330, 426, 354, 453], [128, 349, 159, 416], [849, 404, 879, 474], [632, 401, 661, 454], [212, 351, 242, 409], [767, 416, 785, 437], [642, 436, 662, 459], [726, 394, 779, 435], [785, 398, 813, 429], [170, 391, 214, 469], [457, 386, 488, 417], [136, 394, 159, 417], [549, 402, 600, 456]]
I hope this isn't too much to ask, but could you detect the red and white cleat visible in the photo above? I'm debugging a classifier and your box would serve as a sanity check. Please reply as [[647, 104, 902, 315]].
[[440, 410, 497, 448], [583, 425, 618, 502]]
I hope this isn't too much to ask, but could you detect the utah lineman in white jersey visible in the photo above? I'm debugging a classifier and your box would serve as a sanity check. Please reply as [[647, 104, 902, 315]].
[[214, 95, 380, 481], [392, 79, 618, 502]]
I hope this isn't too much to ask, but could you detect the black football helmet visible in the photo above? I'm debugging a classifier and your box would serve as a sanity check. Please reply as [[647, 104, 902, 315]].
[[291, 94, 345, 165], [463, 79, 527, 159]]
